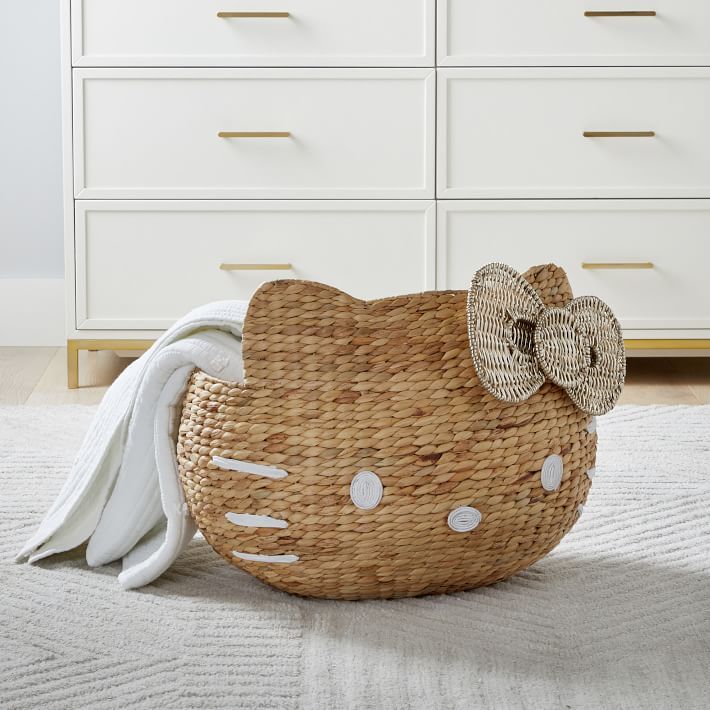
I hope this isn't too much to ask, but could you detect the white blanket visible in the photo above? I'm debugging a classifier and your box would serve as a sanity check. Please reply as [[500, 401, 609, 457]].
[[17, 300, 247, 588]]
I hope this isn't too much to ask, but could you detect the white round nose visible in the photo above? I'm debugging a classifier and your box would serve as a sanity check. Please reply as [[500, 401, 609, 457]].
[[350, 471, 383, 510], [447, 506, 482, 533]]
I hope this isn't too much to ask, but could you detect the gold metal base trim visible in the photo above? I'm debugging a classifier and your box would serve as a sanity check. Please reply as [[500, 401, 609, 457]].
[[67, 339, 154, 389], [624, 339, 710, 351]]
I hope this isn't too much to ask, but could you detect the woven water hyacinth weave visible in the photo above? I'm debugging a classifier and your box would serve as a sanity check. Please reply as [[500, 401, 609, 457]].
[[177, 264, 621, 599]]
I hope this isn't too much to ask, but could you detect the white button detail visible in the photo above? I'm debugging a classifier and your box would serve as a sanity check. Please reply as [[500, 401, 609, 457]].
[[586, 467, 596, 480], [587, 417, 598, 434], [540, 454, 564, 492], [447, 506, 482, 533], [350, 471, 383, 510]]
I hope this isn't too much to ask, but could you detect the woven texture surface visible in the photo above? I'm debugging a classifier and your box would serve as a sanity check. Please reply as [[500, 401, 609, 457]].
[[4, 405, 709, 709], [177, 265, 596, 599]]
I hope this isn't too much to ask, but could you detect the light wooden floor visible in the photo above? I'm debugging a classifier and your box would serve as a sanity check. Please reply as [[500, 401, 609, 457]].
[[1, 347, 709, 406]]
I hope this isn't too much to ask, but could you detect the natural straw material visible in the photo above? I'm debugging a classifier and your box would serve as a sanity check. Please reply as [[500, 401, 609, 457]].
[[177, 264, 596, 600]]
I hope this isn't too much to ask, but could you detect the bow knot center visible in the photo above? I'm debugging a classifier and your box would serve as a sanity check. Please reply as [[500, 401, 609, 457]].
[[534, 308, 592, 390]]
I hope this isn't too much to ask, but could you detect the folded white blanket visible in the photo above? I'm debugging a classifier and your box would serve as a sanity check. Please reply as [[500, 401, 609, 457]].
[[17, 300, 248, 588]]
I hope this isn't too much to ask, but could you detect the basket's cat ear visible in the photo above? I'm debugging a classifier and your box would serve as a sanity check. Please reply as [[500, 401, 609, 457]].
[[245, 279, 355, 328], [242, 279, 359, 385], [522, 264, 573, 308]]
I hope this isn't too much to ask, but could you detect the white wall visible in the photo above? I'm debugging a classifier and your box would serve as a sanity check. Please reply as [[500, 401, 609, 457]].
[[0, 2, 64, 344]]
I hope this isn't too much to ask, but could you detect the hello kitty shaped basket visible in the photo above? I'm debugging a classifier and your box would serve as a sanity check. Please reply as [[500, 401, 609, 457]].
[[177, 263, 625, 600]]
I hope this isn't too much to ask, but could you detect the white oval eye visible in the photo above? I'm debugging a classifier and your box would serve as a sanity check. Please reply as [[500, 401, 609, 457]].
[[447, 506, 482, 533], [350, 471, 383, 510], [541, 454, 564, 492]]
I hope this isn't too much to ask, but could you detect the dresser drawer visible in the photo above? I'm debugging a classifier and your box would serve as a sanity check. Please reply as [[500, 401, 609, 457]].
[[437, 200, 710, 336], [74, 201, 435, 330], [438, 68, 710, 199], [72, 0, 434, 67], [74, 69, 434, 200], [439, 1, 710, 67]]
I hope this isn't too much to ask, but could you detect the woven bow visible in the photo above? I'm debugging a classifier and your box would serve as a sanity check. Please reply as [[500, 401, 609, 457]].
[[467, 263, 625, 416]]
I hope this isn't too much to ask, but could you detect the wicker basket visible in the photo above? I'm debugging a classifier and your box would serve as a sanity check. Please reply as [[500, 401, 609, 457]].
[[177, 264, 621, 600]]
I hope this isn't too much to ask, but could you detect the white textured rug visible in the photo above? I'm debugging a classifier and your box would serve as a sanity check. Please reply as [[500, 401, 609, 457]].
[[2, 405, 709, 710]]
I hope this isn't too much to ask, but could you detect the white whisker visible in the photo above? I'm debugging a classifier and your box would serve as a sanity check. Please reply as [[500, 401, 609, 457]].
[[226, 512, 288, 529], [233, 551, 299, 564], [212, 456, 288, 479]]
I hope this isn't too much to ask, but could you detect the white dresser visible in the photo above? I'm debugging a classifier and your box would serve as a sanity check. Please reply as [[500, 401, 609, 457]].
[[61, 0, 710, 386]]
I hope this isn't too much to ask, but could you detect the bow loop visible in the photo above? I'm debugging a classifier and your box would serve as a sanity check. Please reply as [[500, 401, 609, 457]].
[[467, 264, 625, 416]]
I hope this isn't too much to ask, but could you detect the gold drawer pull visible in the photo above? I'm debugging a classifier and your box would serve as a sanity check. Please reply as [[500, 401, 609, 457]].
[[583, 131, 655, 138], [220, 263, 293, 271], [218, 131, 291, 138], [217, 11, 290, 18], [584, 10, 656, 17], [582, 262, 654, 270]]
